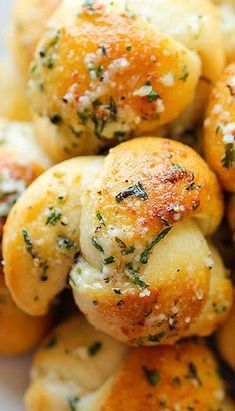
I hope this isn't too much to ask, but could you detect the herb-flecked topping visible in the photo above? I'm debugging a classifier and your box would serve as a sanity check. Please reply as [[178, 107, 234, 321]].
[[91, 236, 104, 252], [57, 236, 75, 250], [222, 144, 235, 168], [88, 341, 102, 356], [142, 366, 161, 386], [22, 229, 37, 260], [125, 263, 149, 291], [45, 207, 62, 226], [115, 237, 135, 255], [179, 65, 189, 82], [116, 182, 148, 203], [140, 227, 172, 264], [96, 211, 106, 226], [67, 397, 79, 411], [103, 256, 115, 265]]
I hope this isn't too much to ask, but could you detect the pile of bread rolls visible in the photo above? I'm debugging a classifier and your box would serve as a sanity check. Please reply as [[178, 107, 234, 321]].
[[0, 0, 234, 409]]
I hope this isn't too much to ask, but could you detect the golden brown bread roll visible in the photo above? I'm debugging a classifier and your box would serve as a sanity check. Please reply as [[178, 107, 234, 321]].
[[217, 302, 235, 370], [25, 315, 227, 411], [27, 0, 225, 160], [3, 137, 232, 345], [3, 155, 104, 316], [0, 118, 53, 355], [203, 63, 235, 192]]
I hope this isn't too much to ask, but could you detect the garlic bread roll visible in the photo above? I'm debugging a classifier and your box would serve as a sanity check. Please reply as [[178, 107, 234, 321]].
[[217, 303, 235, 370], [9, 0, 61, 81], [213, 0, 235, 63], [29, 0, 225, 160], [29, 0, 202, 160], [204, 63, 235, 192], [0, 59, 31, 121], [71, 137, 229, 345], [3, 137, 231, 345], [3, 156, 104, 316], [0, 121, 53, 354], [25, 315, 226, 411]]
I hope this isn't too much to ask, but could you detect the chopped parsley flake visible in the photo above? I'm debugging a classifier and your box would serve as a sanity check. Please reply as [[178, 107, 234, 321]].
[[116, 182, 148, 203], [142, 366, 161, 386], [185, 362, 202, 386], [67, 397, 79, 411], [213, 303, 227, 314], [140, 227, 172, 264], [45, 207, 62, 226], [146, 81, 159, 103], [115, 237, 135, 255], [22, 229, 49, 280], [96, 211, 106, 226], [185, 181, 201, 191], [148, 331, 166, 343], [91, 236, 104, 252], [82, 0, 95, 10], [114, 131, 126, 140], [171, 162, 186, 173], [96, 65, 104, 78], [99, 45, 107, 56], [134, 80, 159, 102], [88, 341, 102, 356], [57, 236, 75, 250], [125, 263, 148, 291], [103, 256, 115, 265], [179, 65, 189, 82], [222, 144, 235, 168], [22, 229, 37, 259]]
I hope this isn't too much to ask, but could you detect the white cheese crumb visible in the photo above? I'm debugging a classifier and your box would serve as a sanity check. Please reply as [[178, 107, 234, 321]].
[[204, 256, 214, 269], [139, 288, 151, 298], [161, 73, 174, 87]]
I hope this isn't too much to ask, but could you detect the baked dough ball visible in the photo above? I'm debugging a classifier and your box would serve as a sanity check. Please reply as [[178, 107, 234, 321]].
[[29, 0, 221, 160], [8, 0, 61, 81], [228, 195, 235, 233], [3, 156, 104, 315], [3, 137, 232, 346], [0, 118, 53, 355], [217, 303, 235, 370], [0, 59, 31, 121], [213, 0, 235, 63], [204, 63, 235, 192], [25, 315, 227, 411]]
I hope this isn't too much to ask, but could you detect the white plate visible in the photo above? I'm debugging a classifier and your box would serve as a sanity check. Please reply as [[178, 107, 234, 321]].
[[0, 3, 30, 411]]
